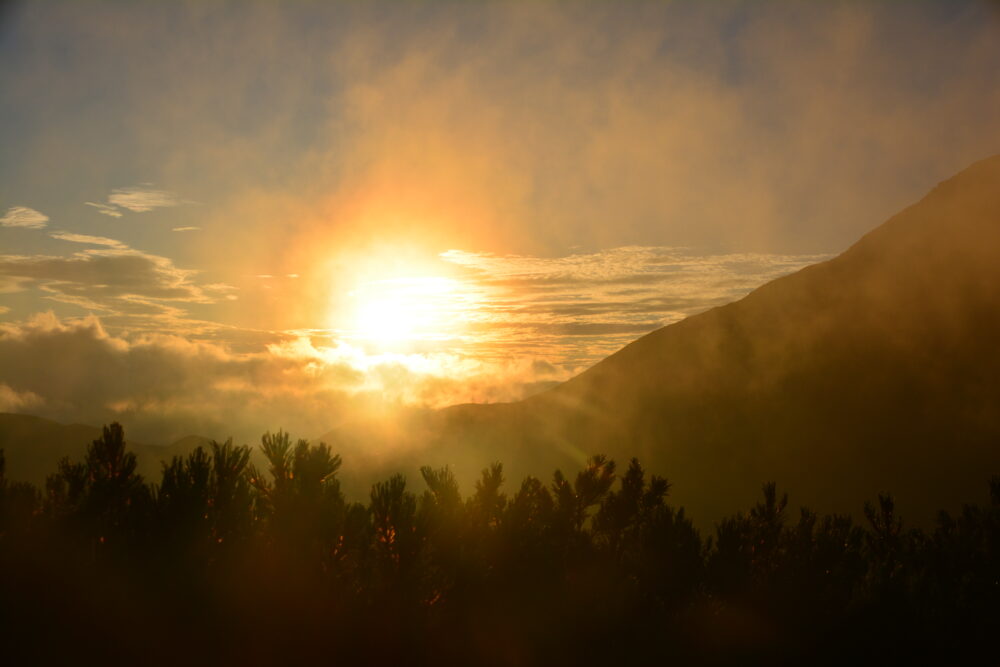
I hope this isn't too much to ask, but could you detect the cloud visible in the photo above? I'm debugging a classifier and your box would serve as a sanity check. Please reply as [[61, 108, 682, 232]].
[[0, 313, 347, 440], [86, 186, 187, 218], [85, 202, 123, 218], [1, 253, 200, 301], [3, 2, 997, 438], [0, 313, 561, 443], [374, 245, 827, 373], [172, 226, 200, 232], [0, 206, 49, 229], [0, 383, 42, 412], [530, 322, 660, 337], [0, 239, 236, 325], [3, 2, 999, 270], [108, 185, 184, 212], [282, 1, 1000, 257], [3, 4, 997, 334], [0, 242, 830, 440], [49, 231, 128, 249]]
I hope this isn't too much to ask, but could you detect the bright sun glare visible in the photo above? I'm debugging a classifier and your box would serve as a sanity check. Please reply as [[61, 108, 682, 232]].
[[347, 275, 467, 344]]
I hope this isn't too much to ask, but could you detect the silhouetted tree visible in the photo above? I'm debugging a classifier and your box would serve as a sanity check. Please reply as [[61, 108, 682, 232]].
[[249, 431, 344, 558], [157, 446, 211, 548], [370, 473, 421, 597], [208, 438, 254, 544], [0, 449, 40, 539], [53, 422, 152, 556], [594, 458, 670, 559], [863, 492, 904, 593], [2, 423, 998, 665], [710, 482, 787, 595]]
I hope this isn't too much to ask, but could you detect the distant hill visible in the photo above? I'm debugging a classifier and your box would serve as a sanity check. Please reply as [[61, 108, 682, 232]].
[[0, 413, 210, 485], [0, 413, 101, 485], [404, 155, 1000, 524]]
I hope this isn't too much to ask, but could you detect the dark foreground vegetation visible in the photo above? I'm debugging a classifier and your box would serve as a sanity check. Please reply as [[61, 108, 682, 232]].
[[1, 424, 998, 666]]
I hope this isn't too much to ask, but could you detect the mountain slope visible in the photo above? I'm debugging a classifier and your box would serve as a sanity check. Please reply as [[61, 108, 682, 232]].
[[0, 413, 211, 485], [0, 413, 102, 484], [428, 155, 1000, 523]]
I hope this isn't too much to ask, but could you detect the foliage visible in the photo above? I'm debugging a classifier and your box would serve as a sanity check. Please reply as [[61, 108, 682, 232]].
[[0, 423, 997, 665]]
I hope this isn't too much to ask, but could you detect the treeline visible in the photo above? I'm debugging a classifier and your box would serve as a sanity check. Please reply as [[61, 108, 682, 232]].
[[1, 423, 998, 666]]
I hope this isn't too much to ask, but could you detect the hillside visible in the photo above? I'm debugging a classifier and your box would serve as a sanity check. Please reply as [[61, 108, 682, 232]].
[[0, 413, 102, 484], [423, 155, 1000, 524], [0, 413, 210, 485]]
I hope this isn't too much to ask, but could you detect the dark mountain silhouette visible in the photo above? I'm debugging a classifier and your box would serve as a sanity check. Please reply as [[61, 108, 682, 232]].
[[0, 413, 102, 485], [410, 155, 1000, 524]]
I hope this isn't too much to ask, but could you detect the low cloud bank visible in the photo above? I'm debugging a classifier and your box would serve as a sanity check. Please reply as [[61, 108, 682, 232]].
[[0, 312, 560, 444]]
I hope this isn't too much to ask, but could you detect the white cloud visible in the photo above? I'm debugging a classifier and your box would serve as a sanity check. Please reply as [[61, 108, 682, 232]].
[[49, 231, 128, 249], [107, 185, 184, 212], [85, 202, 124, 218], [86, 185, 188, 218], [0, 206, 49, 229], [0, 382, 43, 412], [172, 226, 201, 232]]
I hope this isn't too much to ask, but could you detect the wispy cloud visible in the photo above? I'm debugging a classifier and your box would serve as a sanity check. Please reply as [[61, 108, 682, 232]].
[[0, 252, 221, 302], [109, 185, 184, 212], [85, 202, 123, 218], [86, 185, 188, 217], [0, 231, 237, 326], [438, 246, 831, 369], [172, 226, 200, 232], [0, 206, 49, 229], [49, 231, 128, 249]]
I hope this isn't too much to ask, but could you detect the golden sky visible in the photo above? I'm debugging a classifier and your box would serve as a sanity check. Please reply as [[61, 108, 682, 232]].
[[1, 1, 999, 442]]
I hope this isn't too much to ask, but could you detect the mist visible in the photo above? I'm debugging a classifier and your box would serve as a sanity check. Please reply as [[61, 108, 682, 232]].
[[3, 1, 1000, 439], [4, 2, 1000, 664]]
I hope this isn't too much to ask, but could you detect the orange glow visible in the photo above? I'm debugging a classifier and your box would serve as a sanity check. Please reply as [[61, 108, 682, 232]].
[[348, 276, 462, 343], [326, 246, 485, 351]]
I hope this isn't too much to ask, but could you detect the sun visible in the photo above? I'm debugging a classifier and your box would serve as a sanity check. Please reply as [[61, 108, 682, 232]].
[[326, 243, 485, 349], [347, 275, 466, 344]]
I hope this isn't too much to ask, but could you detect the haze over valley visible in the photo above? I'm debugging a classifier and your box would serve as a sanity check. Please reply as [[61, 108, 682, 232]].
[[2, 2, 1000, 663]]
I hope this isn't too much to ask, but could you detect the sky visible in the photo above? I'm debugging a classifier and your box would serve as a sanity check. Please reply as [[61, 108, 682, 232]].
[[2, 0, 999, 443]]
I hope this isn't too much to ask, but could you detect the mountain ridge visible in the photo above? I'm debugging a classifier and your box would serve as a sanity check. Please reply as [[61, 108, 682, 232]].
[[0, 412, 212, 484], [427, 153, 1000, 524]]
